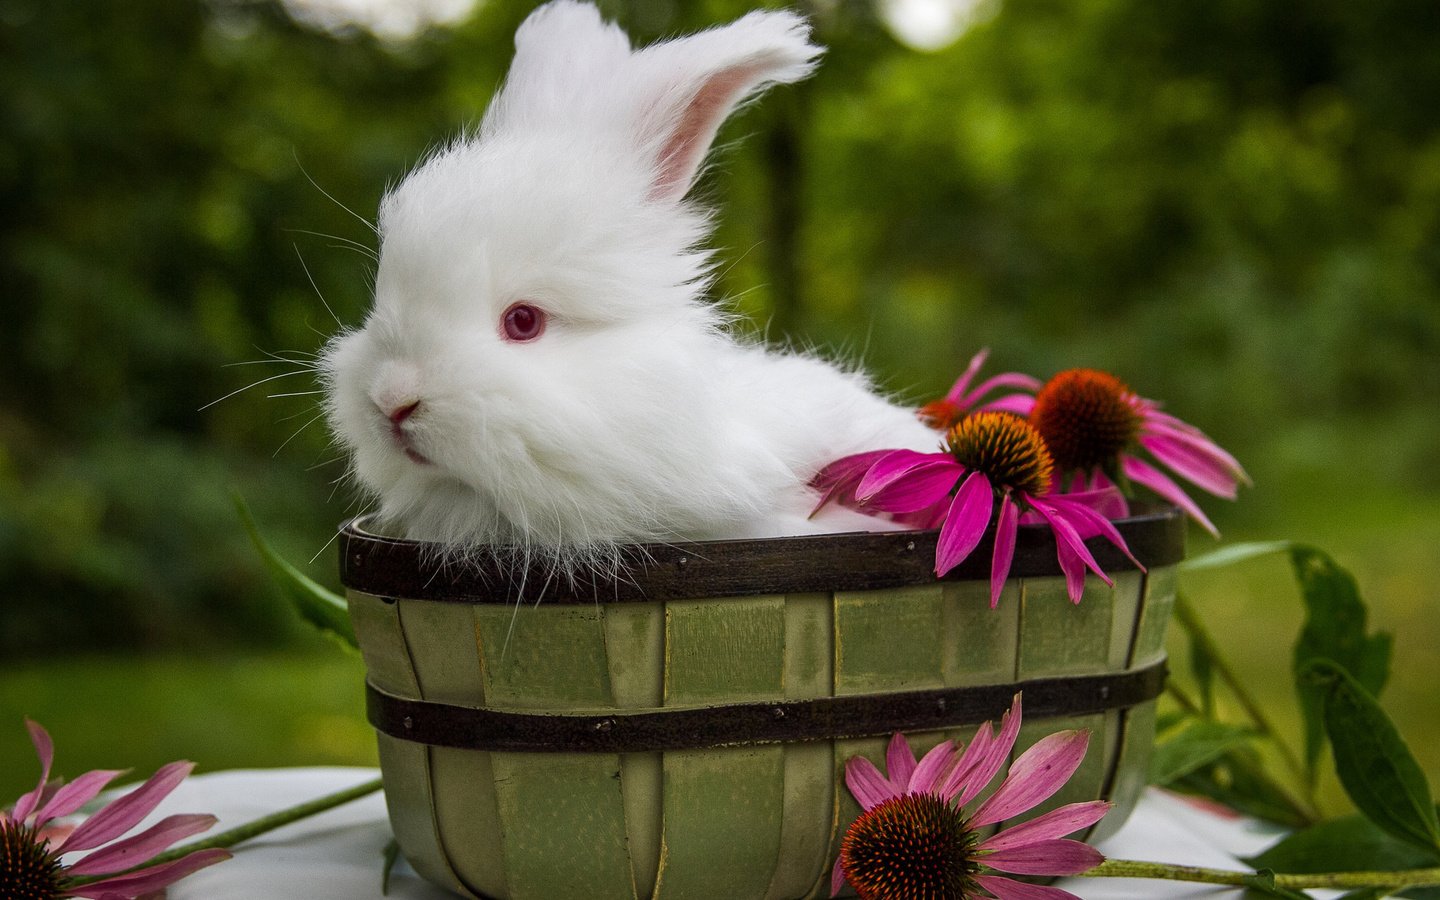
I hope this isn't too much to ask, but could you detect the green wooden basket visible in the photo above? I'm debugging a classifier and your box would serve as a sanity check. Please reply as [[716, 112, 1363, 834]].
[[339, 506, 1183, 900]]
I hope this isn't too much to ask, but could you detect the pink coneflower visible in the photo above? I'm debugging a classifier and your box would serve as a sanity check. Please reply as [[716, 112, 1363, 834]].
[[1029, 369, 1249, 536], [0, 720, 229, 899], [813, 412, 1139, 606], [917, 348, 1041, 430], [831, 694, 1109, 900]]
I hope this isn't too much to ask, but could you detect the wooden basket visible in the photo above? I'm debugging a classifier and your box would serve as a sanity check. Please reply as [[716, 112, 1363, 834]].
[[340, 506, 1183, 900]]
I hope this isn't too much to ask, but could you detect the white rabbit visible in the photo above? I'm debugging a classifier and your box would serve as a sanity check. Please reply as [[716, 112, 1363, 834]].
[[321, 1, 939, 566]]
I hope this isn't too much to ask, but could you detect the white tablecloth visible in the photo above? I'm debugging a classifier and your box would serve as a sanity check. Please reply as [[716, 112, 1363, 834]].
[[151, 767, 1302, 899]]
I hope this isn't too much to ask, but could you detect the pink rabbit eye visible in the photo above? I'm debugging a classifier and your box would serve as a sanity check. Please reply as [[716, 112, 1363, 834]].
[[500, 302, 547, 342]]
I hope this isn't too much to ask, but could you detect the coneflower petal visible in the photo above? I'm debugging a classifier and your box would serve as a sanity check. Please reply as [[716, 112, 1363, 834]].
[[938, 721, 993, 803], [990, 494, 1020, 609], [1056, 486, 1130, 520], [12, 721, 54, 824], [957, 694, 1023, 808], [979, 800, 1111, 852], [67, 847, 232, 899], [972, 730, 1091, 827], [829, 856, 846, 897], [1124, 456, 1219, 538], [975, 874, 1085, 899], [1045, 497, 1143, 572], [60, 761, 196, 853], [35, 769, 127, 825], [1140, 433, 1242, 498], [861, 460, 965, 513], [959, 372, 1044, 410], [885, 733, 917, 792], [981, 839, 1105, 875], [845, 755, 897, 810], [67, 814, 219, 877], [856, 450, 952, 501], [1144, 414, 1251, 483], [1031, 500, 1113, 602], [981, 394, 1037, 416], [943, 347, 992, 403], [935, 471, 994, 576], [809, 450, 892, 514], [909, 740, 959, 795]]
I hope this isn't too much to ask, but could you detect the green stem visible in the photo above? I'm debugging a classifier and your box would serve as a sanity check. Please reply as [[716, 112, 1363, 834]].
[[1173, 593, 1314, 800], [1082, 858, 1440, 890], [71, 775, 384, 884], [1165, 683, 1316, 828]]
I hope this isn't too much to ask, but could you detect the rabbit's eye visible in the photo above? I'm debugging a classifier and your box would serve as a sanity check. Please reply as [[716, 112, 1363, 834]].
[[500, 302, 547, 342]]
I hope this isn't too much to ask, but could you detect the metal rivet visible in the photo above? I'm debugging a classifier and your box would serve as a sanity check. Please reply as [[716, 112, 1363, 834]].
[[595, 719, 614, 733], [906, 541, 916, 552], [403, 716, 413, 730], [773, 707, 786, 719], [1099, 686, 1111, 700], [677, 556, 688, 566], [935, 698, 947, 713], [353, 554, 364, 567]]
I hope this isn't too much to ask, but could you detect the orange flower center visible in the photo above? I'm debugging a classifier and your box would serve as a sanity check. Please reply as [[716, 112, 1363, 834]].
[[0, 820, 63, 900], [840, 793, 979, 900], [946, 412, 1054, 497], [1030, 369, 1142, 472], [917, 399, 961, 430]]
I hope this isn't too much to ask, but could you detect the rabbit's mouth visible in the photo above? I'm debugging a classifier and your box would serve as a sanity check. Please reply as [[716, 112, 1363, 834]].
[[388, 421, 432, 466]]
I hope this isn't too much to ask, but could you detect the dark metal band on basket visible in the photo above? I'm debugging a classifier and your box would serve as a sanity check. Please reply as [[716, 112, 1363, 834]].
[[339, 506, 1185, 604], [367, 660, 1167, 753]]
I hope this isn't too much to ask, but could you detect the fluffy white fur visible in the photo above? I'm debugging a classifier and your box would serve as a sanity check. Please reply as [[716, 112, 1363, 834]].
[[322, 1, 939, 563]]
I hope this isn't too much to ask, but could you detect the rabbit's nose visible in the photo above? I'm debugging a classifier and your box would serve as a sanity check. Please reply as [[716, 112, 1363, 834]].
[[384, 400, 421, 425]]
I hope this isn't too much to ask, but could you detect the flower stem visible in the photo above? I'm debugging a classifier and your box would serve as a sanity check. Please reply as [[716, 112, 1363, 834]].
[[1081, 858, 1440, 890], [138, 775, 383, 870], [1172, 592, 1316, 810]]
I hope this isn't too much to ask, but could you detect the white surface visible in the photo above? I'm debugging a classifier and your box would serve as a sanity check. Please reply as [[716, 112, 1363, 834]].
[[152, 767, 1296, 899]]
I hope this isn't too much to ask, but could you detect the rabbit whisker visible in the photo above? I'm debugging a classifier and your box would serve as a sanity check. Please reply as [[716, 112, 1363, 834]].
[[294, 245, 345, 329], [295, 157, 380, 238], [200, 370, 309, 411], [274, 412, 326, 458], [286, 227, 379, 262]]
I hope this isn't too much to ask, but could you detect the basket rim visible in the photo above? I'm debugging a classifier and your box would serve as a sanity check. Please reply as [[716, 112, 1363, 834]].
[[338, 504, 1184, 605]]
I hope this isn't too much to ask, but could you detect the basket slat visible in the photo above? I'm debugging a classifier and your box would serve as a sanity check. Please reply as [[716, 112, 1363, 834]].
[[474, 606, 634, 900], [349, 593, 473, 897], [399, 601, 508, 899], [653, 596, 788, 899], [1008, 574, 1126, 825], [603, 603, 666, 900], [764, 593, 835, 900], [1092, 565, 1175, 842]]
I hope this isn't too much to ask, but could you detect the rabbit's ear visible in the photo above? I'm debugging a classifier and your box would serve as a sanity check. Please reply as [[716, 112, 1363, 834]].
[[485, 1, 633, 132], [630, 11, 823, 202]]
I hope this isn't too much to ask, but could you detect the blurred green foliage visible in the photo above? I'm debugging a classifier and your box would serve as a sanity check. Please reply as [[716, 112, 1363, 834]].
[[1, 0, 1438, 658]]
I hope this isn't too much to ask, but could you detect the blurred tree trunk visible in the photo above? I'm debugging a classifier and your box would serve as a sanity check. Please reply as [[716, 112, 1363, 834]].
[[762, 87, 807, 342]]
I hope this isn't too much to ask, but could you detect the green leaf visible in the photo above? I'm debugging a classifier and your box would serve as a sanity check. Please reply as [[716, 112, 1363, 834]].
[[1244, 810, 1440, 873], [1241, 869, 1315, 899], [1290, 546, 1392, 782], [234, 492, 358, 651], [1180, 541, 1297, 572], [1151, 720, 1258, 785], [381, 838, 401, 895], [1156, 709, 1189, 734], [1170, 745, 1313, 828], [1302, 660, 1440, 856]]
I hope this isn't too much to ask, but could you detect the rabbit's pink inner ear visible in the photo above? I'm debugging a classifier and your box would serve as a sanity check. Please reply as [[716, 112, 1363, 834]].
[[647, 62, 765, 202]]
